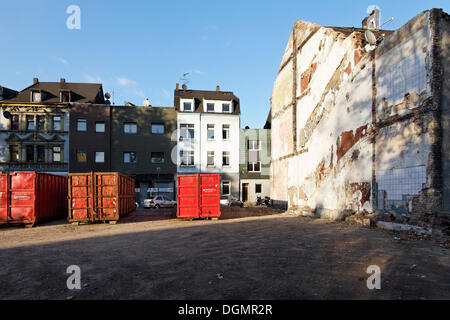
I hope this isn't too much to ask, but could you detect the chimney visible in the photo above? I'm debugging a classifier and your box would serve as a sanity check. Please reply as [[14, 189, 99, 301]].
[[33, 77, 39, 84], [182, 84, 187, 90], [60, 78, 66, 83], [176, 83, 179, 90], [216, 85, 220, 92]]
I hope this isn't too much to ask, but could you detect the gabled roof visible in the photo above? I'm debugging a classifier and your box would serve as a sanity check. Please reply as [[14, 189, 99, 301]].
[[0, 86, 18, 101], [1, 80, 105, 104], [174, 88, 240, 115]]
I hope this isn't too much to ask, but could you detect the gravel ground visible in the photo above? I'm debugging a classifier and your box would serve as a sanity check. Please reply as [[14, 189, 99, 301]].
[[0, 208, 448, 300]]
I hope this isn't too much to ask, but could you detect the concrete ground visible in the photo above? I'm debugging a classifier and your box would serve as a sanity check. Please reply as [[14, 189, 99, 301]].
[[0, 208, 449, 300]]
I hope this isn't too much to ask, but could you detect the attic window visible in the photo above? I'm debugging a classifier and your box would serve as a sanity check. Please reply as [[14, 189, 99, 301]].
[[60, 90, 71, 103], [31, 90, 41, 103]]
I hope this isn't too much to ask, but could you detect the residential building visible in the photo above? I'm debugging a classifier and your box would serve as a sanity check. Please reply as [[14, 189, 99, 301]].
[[0, 86, 18, 101], [69, 103, 111, 173], [174, 84, 241, 198], [0, 78, 104, 174], [239, 128, 271, 204], [110, 105, 177, 203], [270, 8, 450, 229]]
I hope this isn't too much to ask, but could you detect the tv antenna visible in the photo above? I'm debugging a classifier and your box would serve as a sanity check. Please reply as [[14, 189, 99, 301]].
[[180, 72, 190, 86]]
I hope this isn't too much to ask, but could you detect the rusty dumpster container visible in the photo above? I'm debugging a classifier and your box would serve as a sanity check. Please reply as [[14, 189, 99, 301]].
[[177, 174, 221, 219], [68, 172, 135, 225], [0, 171, 68, 227]]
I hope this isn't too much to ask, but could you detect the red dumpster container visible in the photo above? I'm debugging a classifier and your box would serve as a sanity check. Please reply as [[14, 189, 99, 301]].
[[177, 174, 220, 219], [0, 171, 68, 227], [68, 172, 135, 225]]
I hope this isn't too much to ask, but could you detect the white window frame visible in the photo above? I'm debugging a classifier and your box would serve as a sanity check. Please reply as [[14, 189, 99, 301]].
[[222, 151, 230, 167], [222, 124, 230, 141], [207, 124, 215, 140], [207, 151, 215, 167], [248, 140, 261, 172], [180, 123, 195, 140], [180, 150, 195, 167], [180, 99, 194, 112]]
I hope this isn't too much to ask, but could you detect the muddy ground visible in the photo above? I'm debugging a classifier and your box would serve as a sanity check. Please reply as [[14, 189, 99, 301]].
[[0, 207, 449, 300]]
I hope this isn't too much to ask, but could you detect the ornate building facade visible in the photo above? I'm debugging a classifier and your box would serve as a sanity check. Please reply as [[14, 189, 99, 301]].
[[0, 78, 104, 174]]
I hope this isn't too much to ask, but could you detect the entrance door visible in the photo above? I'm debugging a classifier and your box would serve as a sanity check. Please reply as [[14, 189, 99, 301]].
[[242, 183, 249, 202]]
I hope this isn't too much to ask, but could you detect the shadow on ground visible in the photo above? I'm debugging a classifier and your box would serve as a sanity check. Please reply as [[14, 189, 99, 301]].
[[0, 214, 448, 300]]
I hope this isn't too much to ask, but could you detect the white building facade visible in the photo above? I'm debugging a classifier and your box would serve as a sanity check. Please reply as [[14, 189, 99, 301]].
[[175, 86, 241, 197]]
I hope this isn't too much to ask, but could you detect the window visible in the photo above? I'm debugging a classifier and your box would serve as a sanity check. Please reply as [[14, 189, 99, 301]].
[[248, 140, 261, 172], [151, 123, 165, 134], [183, 102, 192, 111], [53, 147, 61, 162], [124, 152, 137, 163], [222, 181, 230, 195], [60, 90, 71, 103], [207, 151, 215, 167], [95, 152, 105, 163], [207, 103, 215, 112], [10, 115, 19, 130], [222, 151, 230, 167], [180, 150, 194, 166], [77, 151, 87, 163], [26, 115, 34, 130], [10, 145, 19, 162], [77, 119, 87, 131], [53, 116, 61, 131], [31, 91, 41, 102], [26, 145, 34, 162], [124, 122, 137, 134], [37, 146, 45, 162], [36, 115, 45, 131], [222, 125, 230, 140], [207, 124, 215, 140], [255, 184, 262, 193], [180, 124, 194, 140], [222, 104, 230, 112], [95, 122, 105, 133], [151, 152, 165, 164]]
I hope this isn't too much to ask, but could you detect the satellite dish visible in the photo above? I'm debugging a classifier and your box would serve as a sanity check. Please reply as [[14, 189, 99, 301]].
[[365, 30, 377, 45], [105, 92, 111, 99], [143, 99, 150, 107], [3, 111, 11, 119]]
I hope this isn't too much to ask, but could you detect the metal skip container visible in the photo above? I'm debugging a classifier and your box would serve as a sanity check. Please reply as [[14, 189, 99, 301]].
[[177, 174, 221, 219], [68, 172, 135, 225], [0, 171, 68, 227]]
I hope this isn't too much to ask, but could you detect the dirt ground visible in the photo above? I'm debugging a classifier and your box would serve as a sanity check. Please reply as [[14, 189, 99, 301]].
[[0, 207, 449, 300]]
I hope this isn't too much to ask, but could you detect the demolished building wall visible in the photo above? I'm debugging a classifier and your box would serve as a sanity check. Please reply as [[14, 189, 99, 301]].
[[271, 9, 449, 225]]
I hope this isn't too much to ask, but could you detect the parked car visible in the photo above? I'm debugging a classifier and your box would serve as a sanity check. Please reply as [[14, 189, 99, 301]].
[[143, 195, 177, 208], [220, 195, 244, 207]]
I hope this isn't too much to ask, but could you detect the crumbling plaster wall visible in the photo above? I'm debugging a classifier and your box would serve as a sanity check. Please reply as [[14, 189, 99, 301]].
[[271, 10, 445, 221]]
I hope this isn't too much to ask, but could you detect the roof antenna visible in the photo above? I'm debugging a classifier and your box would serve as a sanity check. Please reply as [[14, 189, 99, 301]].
[[380, 17, 394, 28], [180, 72, 190, 87]]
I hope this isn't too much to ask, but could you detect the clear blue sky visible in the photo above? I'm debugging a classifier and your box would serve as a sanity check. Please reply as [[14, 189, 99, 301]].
[[0, 0, 448, 128]]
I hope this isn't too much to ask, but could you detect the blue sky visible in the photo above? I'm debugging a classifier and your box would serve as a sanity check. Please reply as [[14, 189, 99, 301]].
[[0, 0, 448, 128]]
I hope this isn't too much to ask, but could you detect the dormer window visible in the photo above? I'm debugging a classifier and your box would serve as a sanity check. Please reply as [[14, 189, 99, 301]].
[[31, 90, 41, 102], [60, 90, 71, 103], [181, 99, 194, 112], [207, 103, 215, 112], [222, 103, 230, 112]]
